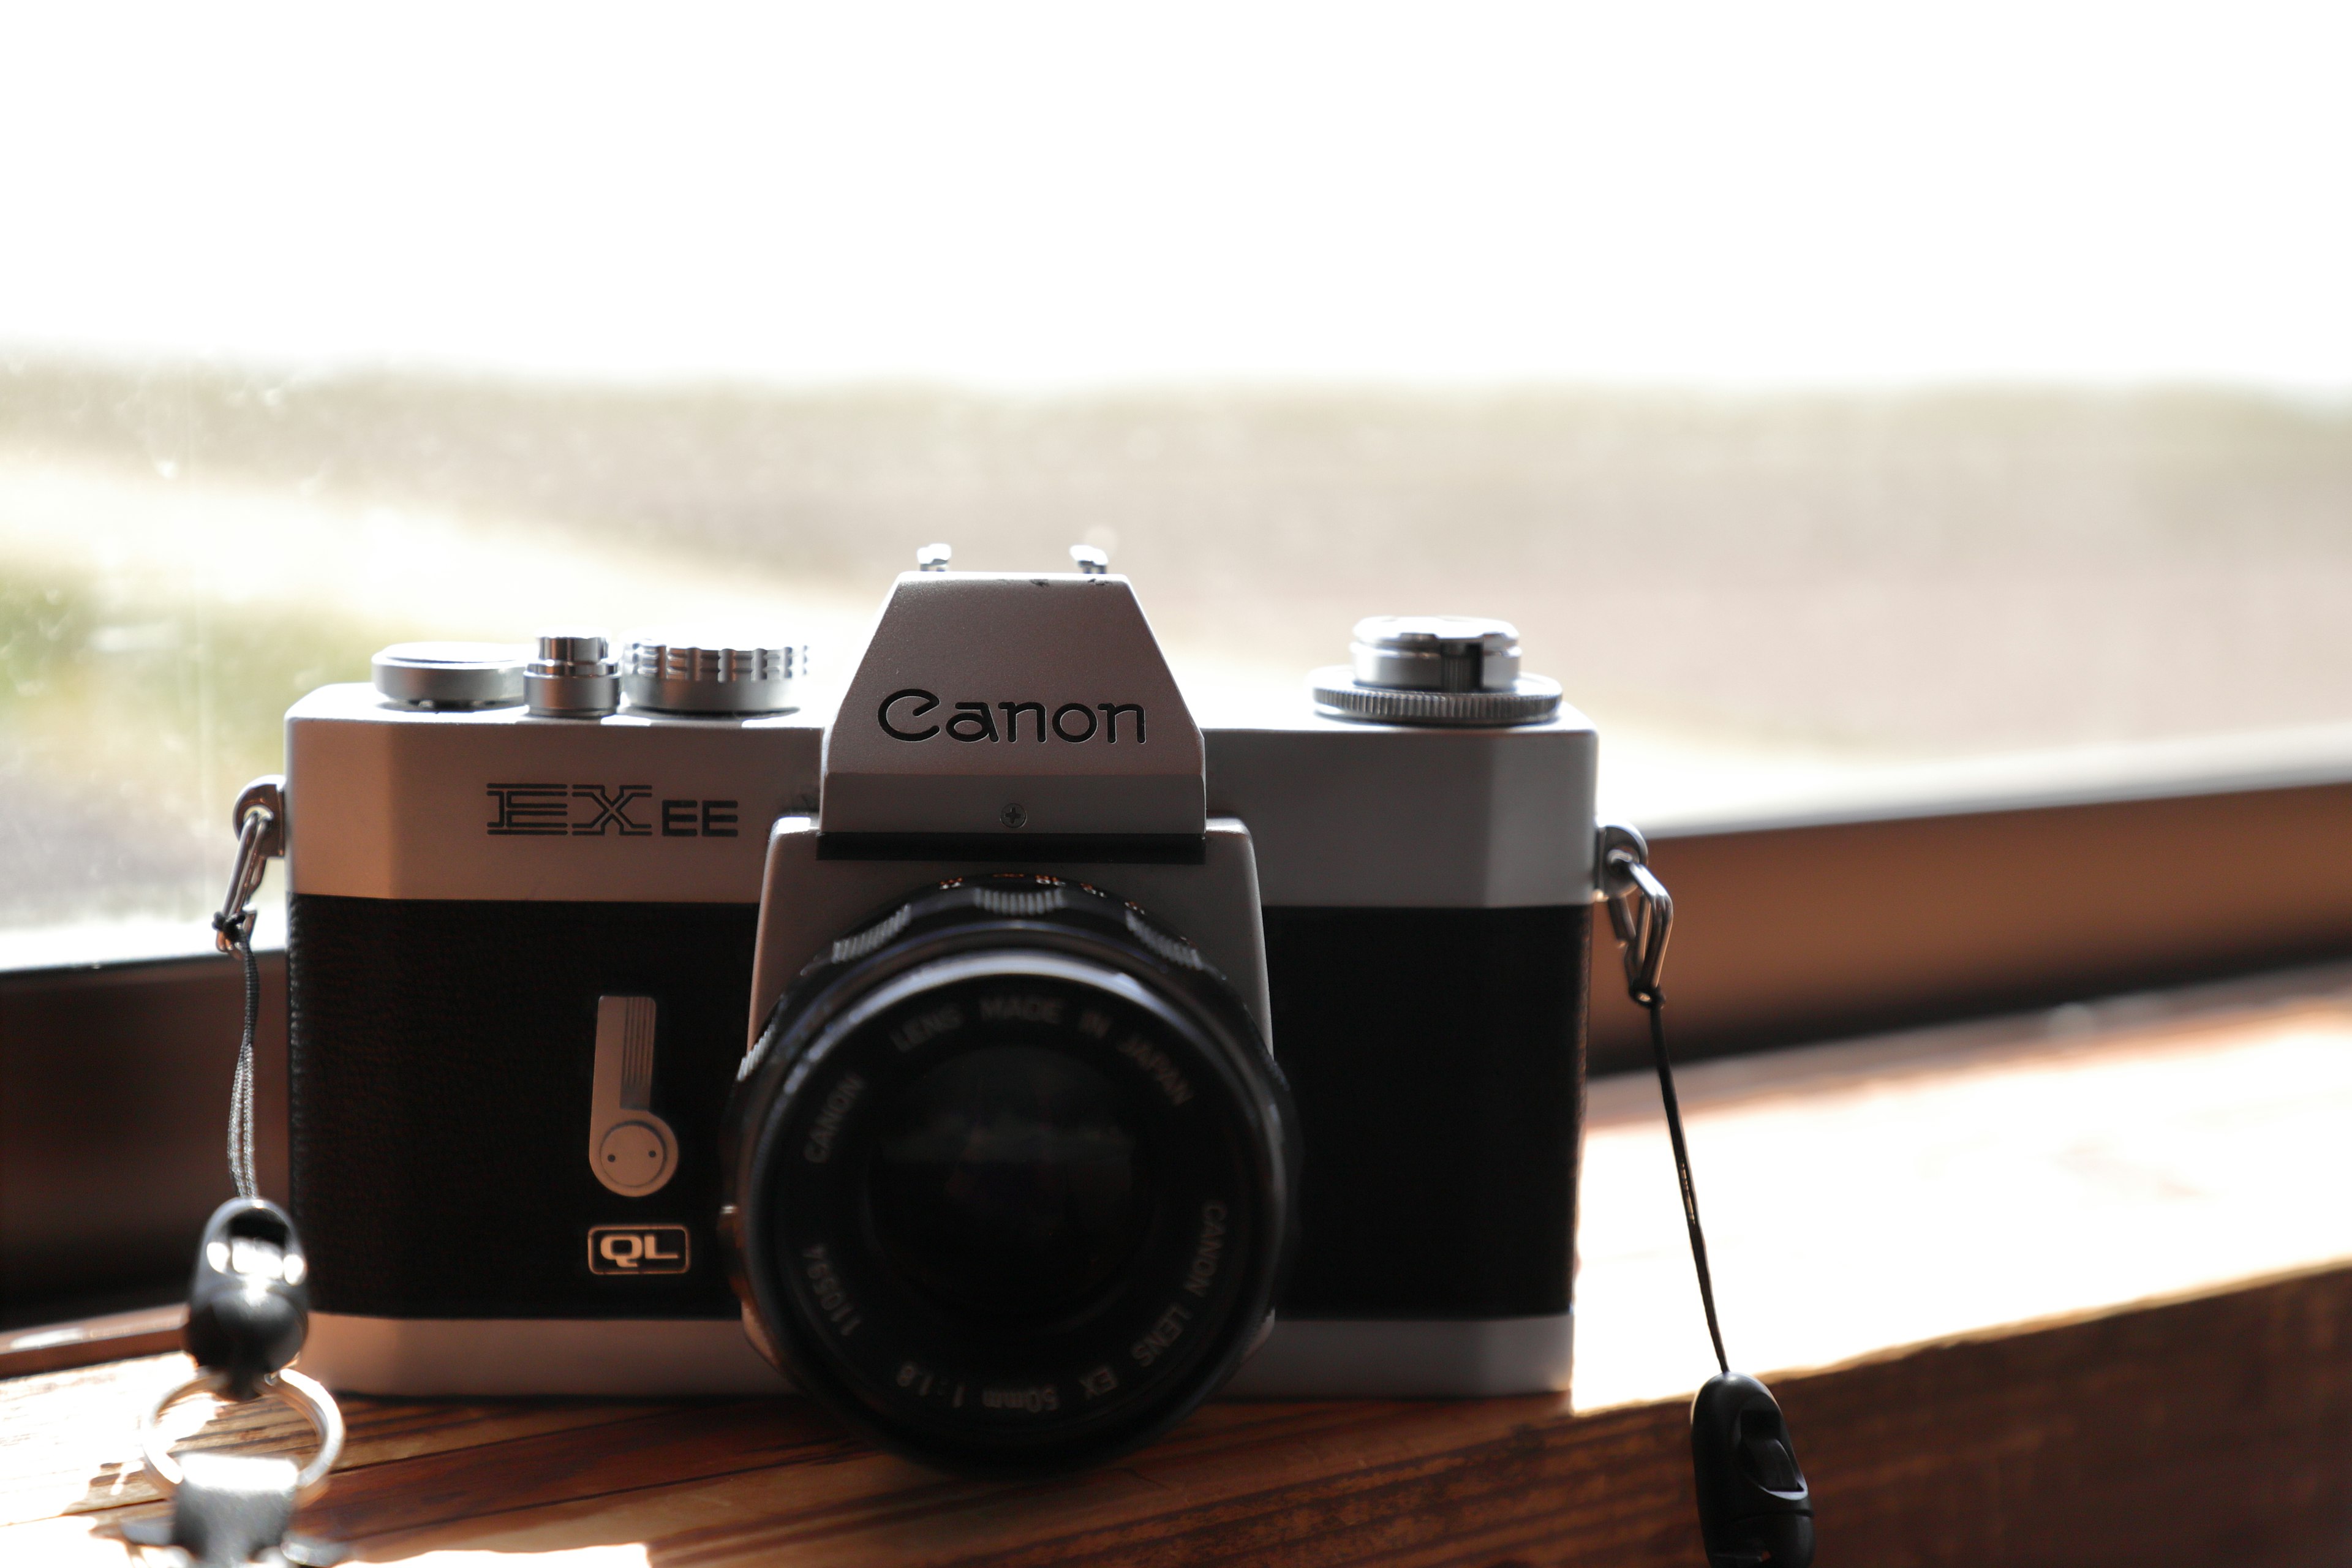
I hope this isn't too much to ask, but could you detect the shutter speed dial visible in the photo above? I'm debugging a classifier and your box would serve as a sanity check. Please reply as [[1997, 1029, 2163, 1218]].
[[622, 634, 805, 715]]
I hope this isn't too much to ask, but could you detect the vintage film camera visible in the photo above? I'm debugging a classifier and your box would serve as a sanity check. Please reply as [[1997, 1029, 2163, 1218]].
[[282, 554, 1596, 1468]]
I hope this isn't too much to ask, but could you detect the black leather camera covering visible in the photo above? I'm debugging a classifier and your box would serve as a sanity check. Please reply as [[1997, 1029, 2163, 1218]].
[[290, 894, 1584, 1324], [289, 894, 755, 1318], [1264, 903, 1588, 1319]]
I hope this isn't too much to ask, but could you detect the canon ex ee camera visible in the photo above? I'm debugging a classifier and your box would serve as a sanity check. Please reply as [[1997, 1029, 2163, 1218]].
[[284, 554, 1597, 1471]]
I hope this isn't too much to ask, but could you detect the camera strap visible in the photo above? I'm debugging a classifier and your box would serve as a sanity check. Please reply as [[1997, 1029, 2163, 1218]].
[[213, 793, 276, 1201], [120, 782, 348, 1567], [1601, 824, 1814, 1567], [1599, 826, 1732, 1373]]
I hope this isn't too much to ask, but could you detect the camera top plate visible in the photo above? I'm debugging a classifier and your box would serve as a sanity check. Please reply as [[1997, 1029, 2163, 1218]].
[[282, 685, 823, 904]]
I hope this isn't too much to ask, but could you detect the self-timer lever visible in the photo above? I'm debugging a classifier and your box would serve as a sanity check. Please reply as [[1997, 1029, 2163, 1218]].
[[1600, 824, 1815, 1567]]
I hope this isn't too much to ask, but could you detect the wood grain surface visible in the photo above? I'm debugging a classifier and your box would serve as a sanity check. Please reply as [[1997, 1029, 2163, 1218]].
[[7, 967, 2351, 1565]]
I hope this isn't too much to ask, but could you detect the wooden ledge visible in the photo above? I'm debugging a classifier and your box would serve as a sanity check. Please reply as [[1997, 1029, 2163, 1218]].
[[7, 965, 2350, 1564], [0, 1308, 183, 1384]]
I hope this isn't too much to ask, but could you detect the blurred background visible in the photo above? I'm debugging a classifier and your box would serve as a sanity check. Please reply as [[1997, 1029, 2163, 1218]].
[[2, 1, 2348, 958]]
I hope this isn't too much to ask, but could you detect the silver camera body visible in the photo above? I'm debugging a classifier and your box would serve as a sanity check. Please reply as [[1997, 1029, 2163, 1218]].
[[287, 567, 1597, 1418]]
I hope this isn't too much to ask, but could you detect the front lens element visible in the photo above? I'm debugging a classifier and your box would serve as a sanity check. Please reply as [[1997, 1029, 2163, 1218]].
[[870, 1044, 1148, 1321]]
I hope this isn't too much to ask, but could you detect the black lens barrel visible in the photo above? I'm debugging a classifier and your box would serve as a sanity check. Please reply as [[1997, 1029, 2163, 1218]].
[[723, 875, 1294, 1472]]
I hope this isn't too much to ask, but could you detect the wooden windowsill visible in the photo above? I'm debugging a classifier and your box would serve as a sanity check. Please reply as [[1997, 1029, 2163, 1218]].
[[8, 964, 2350, 1564]]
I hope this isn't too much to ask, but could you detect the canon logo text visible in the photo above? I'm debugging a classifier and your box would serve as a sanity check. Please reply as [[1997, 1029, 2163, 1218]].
[[878, 688, 1148, 745]]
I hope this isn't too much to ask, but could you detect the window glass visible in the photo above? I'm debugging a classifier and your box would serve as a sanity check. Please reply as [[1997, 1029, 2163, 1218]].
[[4, 4, 2348, 956]]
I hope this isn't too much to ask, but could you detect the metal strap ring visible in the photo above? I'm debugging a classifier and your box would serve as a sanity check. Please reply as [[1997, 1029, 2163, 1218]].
[[214, 807, 275, 952], [1597, 821, 1674, 1004], [1613, 856, 1673, 1001], [139, 1369, 345, 1503]]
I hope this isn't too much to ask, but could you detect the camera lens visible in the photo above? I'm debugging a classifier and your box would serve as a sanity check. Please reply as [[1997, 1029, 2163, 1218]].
[[869, 1044, 1148, 1321], [725, 877, 1294, 1472]]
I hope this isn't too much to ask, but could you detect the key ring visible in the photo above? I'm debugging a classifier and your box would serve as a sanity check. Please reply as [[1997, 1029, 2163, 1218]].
[[139, 1368, 345, 1505]]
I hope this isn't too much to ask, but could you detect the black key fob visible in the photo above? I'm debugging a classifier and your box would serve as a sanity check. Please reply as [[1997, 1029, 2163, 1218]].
[[1691, 1371, 1813, 1567], [185, 1198, 311, 1400], [119, 1452, 344, 1566]]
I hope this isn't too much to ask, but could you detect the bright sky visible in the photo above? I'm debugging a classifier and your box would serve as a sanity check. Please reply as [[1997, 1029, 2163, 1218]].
[[2, 1, 2348, 388]]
